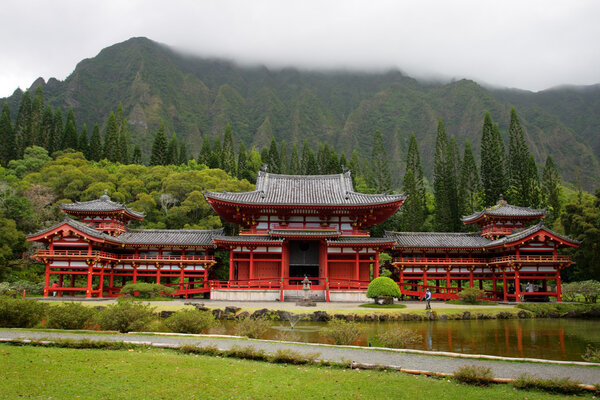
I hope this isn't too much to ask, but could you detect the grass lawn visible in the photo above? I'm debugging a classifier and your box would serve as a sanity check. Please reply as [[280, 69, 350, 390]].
[[0, 344, 592, 399]]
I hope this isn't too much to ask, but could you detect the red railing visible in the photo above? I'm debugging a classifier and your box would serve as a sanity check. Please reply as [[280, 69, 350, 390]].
[[210, 279, 282, 290], [490, 255, 570, 264], [393, 257, 487, 265], [327, 279, 370, 291], [35, 249, 214, 263], [239, 226, 370, 236], [399, 282, 501, 301]]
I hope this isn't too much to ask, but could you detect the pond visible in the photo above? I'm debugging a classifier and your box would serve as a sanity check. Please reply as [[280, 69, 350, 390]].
[[216, 318, 600, 362]]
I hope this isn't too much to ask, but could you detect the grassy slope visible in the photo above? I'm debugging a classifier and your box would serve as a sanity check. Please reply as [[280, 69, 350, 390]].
[[0, 344, 589, 399]]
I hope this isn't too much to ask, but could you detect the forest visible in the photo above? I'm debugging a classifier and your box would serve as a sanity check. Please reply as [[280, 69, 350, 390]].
[[0, 85, 598, 286]]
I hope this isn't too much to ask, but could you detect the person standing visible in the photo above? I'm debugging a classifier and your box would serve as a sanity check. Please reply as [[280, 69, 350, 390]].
[[424, 288, 432, 310]]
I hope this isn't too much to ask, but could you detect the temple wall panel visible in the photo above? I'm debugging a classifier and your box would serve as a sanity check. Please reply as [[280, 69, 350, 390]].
[[237, 261, 250, 280], [329, 262, 354, 281], [359, 265, 370, 281], [254, 261, 280, 279]]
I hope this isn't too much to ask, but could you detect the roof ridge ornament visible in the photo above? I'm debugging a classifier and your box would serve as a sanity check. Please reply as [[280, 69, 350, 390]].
[[100, 189, 110, 201], [498, 193, 507, 206]]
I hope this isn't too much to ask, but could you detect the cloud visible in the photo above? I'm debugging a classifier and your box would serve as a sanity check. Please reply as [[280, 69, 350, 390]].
[[1, 0, 599, 97]]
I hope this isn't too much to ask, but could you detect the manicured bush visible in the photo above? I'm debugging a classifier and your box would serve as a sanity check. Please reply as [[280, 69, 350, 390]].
[[10, 280, 45, 295], [377, 328, 422, 348], [225, 345, 268, 361], [179, 344, 222, 356], [120, 282, 175, 299], [366, 277, 401, 302], [512, 373, 583, 394], [561, 282, 578, 302], [578, 280, 600, 303], [96, 298, 156, 333], [457, 287, 485, 303], [164, 309, 217, 334], [0, 297, 46, 328], [320, 319, 364, 345], [453, 364, 494, 386], [46, 302, 96, 330], [234, 316, 271, 339], [269, 349, 320, 364]]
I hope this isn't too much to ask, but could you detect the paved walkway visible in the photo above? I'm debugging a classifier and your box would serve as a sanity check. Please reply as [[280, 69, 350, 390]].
[[36, 298, 513, 311], [2, 329, 598, 385]]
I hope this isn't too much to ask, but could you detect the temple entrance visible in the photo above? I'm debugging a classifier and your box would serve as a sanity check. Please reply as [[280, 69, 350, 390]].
[[289, 241, 319, 279]]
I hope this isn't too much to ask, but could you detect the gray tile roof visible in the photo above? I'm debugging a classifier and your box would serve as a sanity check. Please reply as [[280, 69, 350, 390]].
[[213, 235, 284, 244], [461, 199, 545, 223], [28, 217, 118, 242], [61, 192, 145, 219], [205, 171, 406, 206], [385, 231, 491, 249], [118, 229, 223, 246], [269, 229, 341, 237], [488, 222, 580, 247], [326, 237, 397, 246]]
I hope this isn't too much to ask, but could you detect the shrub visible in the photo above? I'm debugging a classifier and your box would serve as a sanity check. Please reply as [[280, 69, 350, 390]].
[[377, 328, 422, 348], [10, 280, 45, 295], [225, 345, 268, 361], [582, 345, 600, 362], [453, 364, 494, 386], [320, 319, 364, 345], [164, 309, 217, 334], [46, 302, 96, 330], [0, 297, 46, 328], [96, 298, 156, 333], [579, 280, 600, 303], [458, 287, 485, 303], [561, 282, 579, 302], [179, 344, 222, 356], [0, 282, 12, 295], [269, 349, 320, 364], [513, 374, 583, 394], [366, 277, 401, 301], [234, 316, 272, 339], [120, 282, 175, 299]]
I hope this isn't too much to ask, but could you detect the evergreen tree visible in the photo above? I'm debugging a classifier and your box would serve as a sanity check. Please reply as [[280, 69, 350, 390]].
[[305, 148, 318, 175], [30, 86, 44, 148], [78, 124, 89, 157], [542, 156, 561, 226], [178, 139, 188, 165], [221, 124, 236, 174], [399, 134, 426, 231], [480, 112, 507, 206], [289, 143, 300, 174], [527, 154, 541, 208], [49, 107, 63, 155], [89, 124, 102, 161], [118, 119, 130, 164], [268, 138, 281, 173], [507, 107, 531, 205], [198, 136, 212, 165], [279, 140, 288, 174], [62, 108, 78, 150], [38, 106, 53, 150], [317, 143, 326, 174], [208, 137, 222, 169], [260, 147, 269, 167], [132, 145, 143, 164], [459, 139, 481, 218], [369, 130, 391, 192], [433, 119, 451, 231], [339, 152, 348, 172], [150, 122, 167, 166], [349, 150, 361, 176], [166, 134, 178, 165], [237, 142, 248, 178], [14, 90, 32, 156], [300, 140, 311, 174], [0, 102, 15, 166], [103, 112, 120, 162], [326, 145, 339, 173], [115, 102, 124, 128]]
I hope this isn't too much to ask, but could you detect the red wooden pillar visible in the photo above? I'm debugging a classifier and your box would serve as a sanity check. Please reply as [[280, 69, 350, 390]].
[[108, 266, 114, 296], [502, 270, 507, 301], [556, 270, 562, 302], [229, 249, 235, 281], [132, 265, 138, 284], [514, 268, 521, 303], [373, 251, 379, 279], [43, 262, 50, 297], [85, 262, 93, 298], [179, 265, 185, 292], [354, 250, 360, 281], [446, 269, 451, 297], [156, 264, 161, 284], [399, 267, 404, 295], [98, 264, 105, 298], [422, 268, 428, 292], [70, 274, 75, 288], [58, 273, 64, 297], [249, 250, 254, 281], [469, 268, 474, 288]]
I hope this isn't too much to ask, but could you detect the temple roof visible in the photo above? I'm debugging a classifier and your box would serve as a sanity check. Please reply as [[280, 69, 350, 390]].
[[269, 229, 341, 238], [28, 217, 120, 243], [213, 235, 284, 245], [461, 196, 545, 224], [117, 229, 223, 246], [325, 237, 397, 247], [205, 171, 406, 206], [487, 222, 580, 248], [61, 191, 145, 219], [385, 231, 490, 249]]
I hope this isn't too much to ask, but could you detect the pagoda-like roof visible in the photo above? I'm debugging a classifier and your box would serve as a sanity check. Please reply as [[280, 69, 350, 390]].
[[205, 171, 406, 207], [117, 229, 223, 247], [461, 196, 545, 224], [325, 237, 397, 248], [213, 235, 284, 246], [28, 217, 121, 244], [385, 231, 490, 250], [487, 222, 580, 248], [61, 191, 144, 220], [269, 229, 341, 238]]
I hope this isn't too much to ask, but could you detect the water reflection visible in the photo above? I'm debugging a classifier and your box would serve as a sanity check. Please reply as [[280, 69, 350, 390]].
[[215, 318, 600, 361]]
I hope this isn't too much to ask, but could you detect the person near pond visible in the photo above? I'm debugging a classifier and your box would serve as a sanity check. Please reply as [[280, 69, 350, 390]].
[[526, 282, 534, 293], [424, 288, 432, 310]]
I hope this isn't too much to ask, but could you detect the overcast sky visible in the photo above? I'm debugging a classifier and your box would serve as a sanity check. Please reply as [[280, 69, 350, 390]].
[[1, 0, 599, 97]]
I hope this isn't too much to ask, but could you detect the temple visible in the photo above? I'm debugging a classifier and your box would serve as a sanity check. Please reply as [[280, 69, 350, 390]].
[[28, 175, 579, 302], [27, 191, 221, 298]]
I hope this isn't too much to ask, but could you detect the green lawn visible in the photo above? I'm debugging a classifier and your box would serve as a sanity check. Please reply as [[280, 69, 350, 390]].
[[0, 344, 592, 399]]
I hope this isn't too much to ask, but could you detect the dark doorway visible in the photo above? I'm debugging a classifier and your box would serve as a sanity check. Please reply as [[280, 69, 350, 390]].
[[289, 241, 319, 278]]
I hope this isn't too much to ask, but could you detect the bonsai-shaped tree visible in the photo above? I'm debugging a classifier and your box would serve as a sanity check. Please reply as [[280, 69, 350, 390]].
[[366, 277, 402, 304]]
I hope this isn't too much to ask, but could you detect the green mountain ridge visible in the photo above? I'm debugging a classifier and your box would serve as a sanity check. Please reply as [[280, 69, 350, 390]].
[[3, 37, 599, 189]]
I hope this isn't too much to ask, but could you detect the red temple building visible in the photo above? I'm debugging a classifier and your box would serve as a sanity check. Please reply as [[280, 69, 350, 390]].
[[27, 191, 221, 298], [386, 196, 579, 302], [204, 171, 405, 301], [28, 175, 578, 302]]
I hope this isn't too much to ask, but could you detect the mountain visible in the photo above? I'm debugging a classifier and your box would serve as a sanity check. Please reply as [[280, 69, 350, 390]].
[[3, 37, 599, 189]]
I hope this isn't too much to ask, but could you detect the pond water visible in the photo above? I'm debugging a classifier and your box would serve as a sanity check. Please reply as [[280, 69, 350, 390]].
[[217, 318, 600, 362]]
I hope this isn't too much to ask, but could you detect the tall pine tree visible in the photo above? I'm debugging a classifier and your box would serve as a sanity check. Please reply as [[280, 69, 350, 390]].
[[289, 143, 300, 174], [166, 134, 178, 165], [49, 107, 63, 155], [89, 124, 102, 161], [221, 124, 236, 174], [0, 102, 15, 166], [198, 136, 212, 166], [542, 155, 561, 226], [399, 134, 426, 231], [433, 119, 458, 231], [14, 90, 32, 156], [118, 119, 130, 164], [279, 140, 288, 174], [131, 145, 142, 164], [62, 108, 78, 150], [480, 112, 507, 206], [30, 86, 45, 148], [268, 138, 281, 173], [78, 124, 89, 157], [103, 112, 120, 162], [459, 139, 481, 218], [369, 130, 391, 192], [179, 140, 188, 165], [150, 122, 167, 166], [507, 107, 531, 205]]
